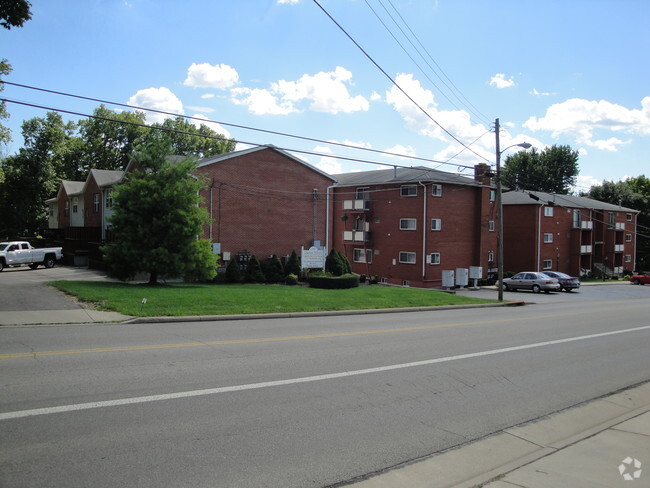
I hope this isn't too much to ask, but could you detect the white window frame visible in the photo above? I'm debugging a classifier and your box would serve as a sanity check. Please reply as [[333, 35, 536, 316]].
[[72, 197, 78, 214], [400, 185, 417, 197], [487, 250, 494, 262], [544, 207, 554, 217], [93, 193, 100, 212], [353, 248, 372, 264], [431, 184, 442, 197], [356, 187, 370, 201], [625, 254, 632, 263], [399, 251, 416, 264], [626, 213, 633, 222], [431, 218, 442, 231], [544, 233, 553, 243], [490, 190, 496, 202], [429, 252, 441, 265], [105, 189, 114, 208], [626, 234, 632, 242], [488, 220, 495, 232], [402, 280, 410, 287], [400, 218, 417, 230], [543, 259, 553, 269]]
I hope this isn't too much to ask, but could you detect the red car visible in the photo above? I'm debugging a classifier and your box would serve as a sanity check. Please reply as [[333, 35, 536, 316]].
[[630, 273, 650, 285]]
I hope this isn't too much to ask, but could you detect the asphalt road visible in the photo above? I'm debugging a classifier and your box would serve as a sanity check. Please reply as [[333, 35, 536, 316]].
[[1, 284, 649, 488]]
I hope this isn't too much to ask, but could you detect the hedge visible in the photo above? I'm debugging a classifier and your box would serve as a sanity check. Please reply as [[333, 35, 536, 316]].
[[308, 273, 360, 289]]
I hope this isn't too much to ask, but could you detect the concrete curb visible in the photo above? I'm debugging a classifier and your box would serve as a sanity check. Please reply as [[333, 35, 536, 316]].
[[124, 301, 526, 325]]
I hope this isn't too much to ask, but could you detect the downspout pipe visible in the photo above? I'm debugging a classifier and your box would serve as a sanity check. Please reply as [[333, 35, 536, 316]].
[[325, 184, 337, 253], [419, 182, 427, 281]]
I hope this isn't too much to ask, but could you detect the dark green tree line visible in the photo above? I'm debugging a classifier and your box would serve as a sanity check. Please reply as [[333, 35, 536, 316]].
[[502, 145, 579, 194]]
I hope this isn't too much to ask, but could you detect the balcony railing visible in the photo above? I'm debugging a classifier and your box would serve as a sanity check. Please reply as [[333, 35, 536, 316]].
[[581, 221, 593, 230], [343, 199, 370, 211], [580, 245, 592, 254], [615, 222, 625, 230], [343, 230, 371, 242], [614, 244, 624, 252]]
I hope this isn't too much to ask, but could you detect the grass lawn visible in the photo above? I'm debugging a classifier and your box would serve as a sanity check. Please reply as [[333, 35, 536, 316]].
[[49, 281, 497, 317]]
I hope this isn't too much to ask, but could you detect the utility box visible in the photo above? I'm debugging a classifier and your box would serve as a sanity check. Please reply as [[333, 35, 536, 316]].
[[469, 266, 483, 279], [442, 270, 455, 289], [455, 268, 469, 288]]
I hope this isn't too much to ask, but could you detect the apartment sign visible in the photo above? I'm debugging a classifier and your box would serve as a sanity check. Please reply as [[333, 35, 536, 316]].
[[301, 246, 327, 270]]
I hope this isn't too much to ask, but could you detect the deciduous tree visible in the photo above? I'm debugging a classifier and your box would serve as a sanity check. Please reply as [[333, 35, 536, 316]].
[[502, 145, 579, 194]]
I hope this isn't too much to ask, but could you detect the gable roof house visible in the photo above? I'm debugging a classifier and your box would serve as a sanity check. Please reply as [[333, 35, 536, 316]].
[[502, 191, 639, 277], [329, 163, 497, 288]]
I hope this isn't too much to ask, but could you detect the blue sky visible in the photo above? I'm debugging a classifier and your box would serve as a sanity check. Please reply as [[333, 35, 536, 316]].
[[2, 0, 649, 191]]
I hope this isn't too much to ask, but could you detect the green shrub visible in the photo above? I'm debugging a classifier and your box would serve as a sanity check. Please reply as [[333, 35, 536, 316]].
[[285, 273, 299, 286], [308, 273, 359, 289], [285, 250, 301, 277], [265, 254, 284, 283], [225, 260, 242, 283], [244, 255, 266, 283]]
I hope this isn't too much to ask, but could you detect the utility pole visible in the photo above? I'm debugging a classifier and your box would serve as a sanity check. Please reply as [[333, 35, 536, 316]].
[[495, 118, 504, 301]]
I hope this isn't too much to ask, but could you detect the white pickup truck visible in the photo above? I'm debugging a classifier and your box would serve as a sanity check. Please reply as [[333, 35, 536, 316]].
[[0, 241, 63, 272]]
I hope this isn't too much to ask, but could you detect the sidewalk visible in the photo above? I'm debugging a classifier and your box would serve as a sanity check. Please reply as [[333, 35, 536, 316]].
[[0, 309, 131, 326], [346, 382, 650, 488]]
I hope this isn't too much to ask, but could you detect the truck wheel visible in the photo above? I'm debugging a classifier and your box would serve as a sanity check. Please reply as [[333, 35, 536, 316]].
[[29, 264, 39, 270], [43, 256, 56, 268]]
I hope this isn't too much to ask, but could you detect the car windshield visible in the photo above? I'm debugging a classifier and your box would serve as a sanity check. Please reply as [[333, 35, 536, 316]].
[[548, 272, 570, 278], [538, 273, 553, 279], [0, 243, 9, 252]]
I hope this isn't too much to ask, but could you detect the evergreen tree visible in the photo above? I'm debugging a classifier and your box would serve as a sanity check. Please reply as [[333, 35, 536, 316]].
[[325, 249, 345, 276], [284, 249, 301, 277], [102, 139, 215, 284], [225, 259, 242, 283], [244, 255, 266, 283], [265, 254, 284, 283]]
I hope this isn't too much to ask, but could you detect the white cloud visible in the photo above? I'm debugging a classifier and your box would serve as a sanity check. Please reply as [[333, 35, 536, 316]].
[[370, 91, 382, 101], [184, 63, 239, 89], [191, 114, 231, 138], [576, 174, 602, 190], [278, 0, 300, 3], [530, 88, 557, 97], [384, 144, 417, 159], [127, 87, 183, 124], [231, 87, 295, 115], [386, 73, 491, 160], [489, 73, 515, 89], [312, 145, 342, 174], [524, 97, 650, 151], [231, 67, 369, 115], [201, 93, 215, 99]]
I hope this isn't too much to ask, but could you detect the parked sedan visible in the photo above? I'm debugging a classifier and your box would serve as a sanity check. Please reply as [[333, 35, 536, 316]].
[[630, 273, 650, 285], [502, 272, 561, 293], [542, 271, 581, 292]]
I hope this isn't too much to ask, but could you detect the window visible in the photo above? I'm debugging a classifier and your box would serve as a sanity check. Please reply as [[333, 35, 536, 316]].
[[490, 190, 496, 202], [400, 185, 417, 197], [380, 277, 388, 284], [625, 254, 632, 263], [488, 220, 495, 232], [402, 280, 410, 287], [543, 260, 553, 269], [608, 212, 615, 228], [429, 252, 441, 265], [399, 252, 416, 264], [431, 184, 442, 197], [626, 234, 632, 242], [626, 213, 633, 222], [400, 218, 417, 230], [487, 250, 494, 262], [356, 187, 370, 200], [572, 209, 581, 228], [431, 218, 442, 231], [64, 200, 70, 217], [544, 207, 554, 217], [353, 248, 372, 263], [544, 233, 553, 243], [105, 190, 114, 208], [72, 197, 78, 214], [93, 193, 100, 212]]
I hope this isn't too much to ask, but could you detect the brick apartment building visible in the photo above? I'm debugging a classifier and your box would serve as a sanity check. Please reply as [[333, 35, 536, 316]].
[[329, 164, 498, 288], [502, 191, 639, 277], [194, 146, 335, 261], [46, 146, 335, 267]]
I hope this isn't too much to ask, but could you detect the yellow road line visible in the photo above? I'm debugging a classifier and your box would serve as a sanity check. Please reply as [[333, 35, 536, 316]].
[[0, 305, 639, 359]]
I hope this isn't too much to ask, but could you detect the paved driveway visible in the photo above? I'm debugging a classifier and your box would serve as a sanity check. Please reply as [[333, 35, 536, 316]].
[[0, 265, 114, 312]]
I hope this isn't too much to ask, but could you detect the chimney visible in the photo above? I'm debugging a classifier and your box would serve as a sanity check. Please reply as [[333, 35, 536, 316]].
[[474, 163, 492, 185]]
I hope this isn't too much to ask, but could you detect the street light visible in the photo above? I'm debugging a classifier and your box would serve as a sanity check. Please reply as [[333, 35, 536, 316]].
[[495, 118, 532, 301]]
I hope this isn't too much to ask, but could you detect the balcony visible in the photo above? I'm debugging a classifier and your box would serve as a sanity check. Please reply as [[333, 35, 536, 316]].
[[614, 244, 624, 252], [580, 245, 592, 254], [615, 222, 625, 230], [343, 199, 370, 212], [343, 230, 371, 243], [580, 221, 593, 230]]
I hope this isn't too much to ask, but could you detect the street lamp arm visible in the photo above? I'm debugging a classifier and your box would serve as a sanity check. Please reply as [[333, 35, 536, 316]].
[[499, 142, 532, 155]]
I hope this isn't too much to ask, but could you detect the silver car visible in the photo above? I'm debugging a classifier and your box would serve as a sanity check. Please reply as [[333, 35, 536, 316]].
[[502, 272, 561, 293], [542, 271, 580, 292]]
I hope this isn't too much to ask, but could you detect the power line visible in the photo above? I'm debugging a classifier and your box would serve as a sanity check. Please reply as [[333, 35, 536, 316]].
[[1, 81, 480, 171], [2, 97, 485, 175], [311, 0, 491, 164]]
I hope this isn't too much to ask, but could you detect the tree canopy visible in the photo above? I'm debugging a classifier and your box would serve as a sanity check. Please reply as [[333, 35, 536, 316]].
[[501, 145, 579, 194], [102, 140, 216, 284], [0, 0, 32, 30]]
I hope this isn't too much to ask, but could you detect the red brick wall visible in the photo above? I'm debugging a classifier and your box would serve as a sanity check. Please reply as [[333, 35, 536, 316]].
[[83, 176, 103, 228], [195, 148, 335, 260], [332, 182, 496, 287]]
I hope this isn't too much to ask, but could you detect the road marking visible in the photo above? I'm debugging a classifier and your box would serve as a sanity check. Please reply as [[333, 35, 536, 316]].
[[2, 324, 649, 421], [0, 305, 639, 359]]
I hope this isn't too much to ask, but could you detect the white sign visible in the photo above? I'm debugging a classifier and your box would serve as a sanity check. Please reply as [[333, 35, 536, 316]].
[[301, 246, 327, 269]]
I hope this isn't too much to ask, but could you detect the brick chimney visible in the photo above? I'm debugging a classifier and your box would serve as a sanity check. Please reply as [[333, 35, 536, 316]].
[[474, 163, 492, 185]]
